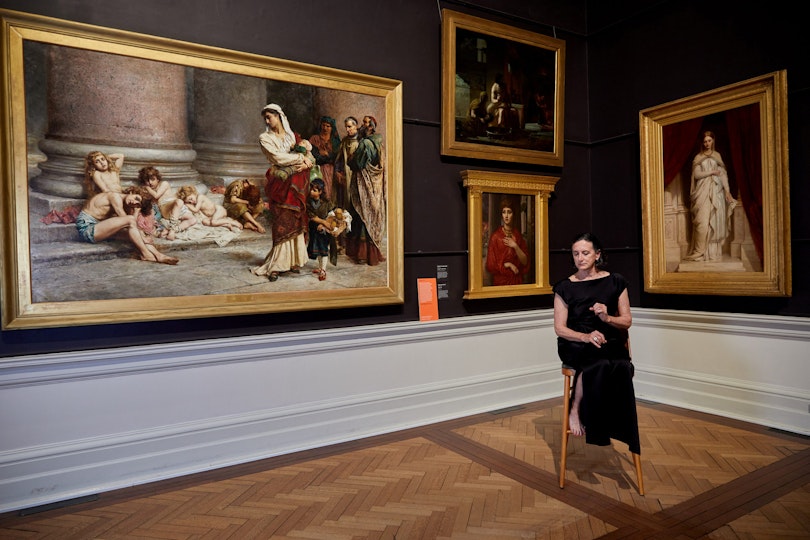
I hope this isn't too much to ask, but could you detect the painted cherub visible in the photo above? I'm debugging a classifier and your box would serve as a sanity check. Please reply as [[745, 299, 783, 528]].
[[84, 150, 124, 196], [176, 185, 243, 232]]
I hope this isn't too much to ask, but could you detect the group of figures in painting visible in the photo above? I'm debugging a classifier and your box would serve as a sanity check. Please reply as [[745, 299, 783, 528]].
[[453, 23, 557, 151], [466, 71, 554, 142], [72, 105, 386, 283]]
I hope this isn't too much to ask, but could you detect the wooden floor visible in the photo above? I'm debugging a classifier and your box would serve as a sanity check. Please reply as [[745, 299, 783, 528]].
[[1, 398, 808, 539]]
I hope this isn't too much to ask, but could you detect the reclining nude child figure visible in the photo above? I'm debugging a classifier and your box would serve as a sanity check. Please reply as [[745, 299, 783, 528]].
[[177, 185, 243, 233]]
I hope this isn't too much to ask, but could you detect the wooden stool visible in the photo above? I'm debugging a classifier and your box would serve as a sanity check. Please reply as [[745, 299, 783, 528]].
[[560, 364, 644, 495]]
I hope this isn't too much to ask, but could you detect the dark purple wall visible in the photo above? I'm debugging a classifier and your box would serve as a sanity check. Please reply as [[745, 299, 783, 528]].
[[0, 0, 805, 357]]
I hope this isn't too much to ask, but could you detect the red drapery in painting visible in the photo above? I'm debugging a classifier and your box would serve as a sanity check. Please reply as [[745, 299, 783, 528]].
[[661, 104, 762, 261], [662, 117, 703, 188], [726, 105, 763, 262]]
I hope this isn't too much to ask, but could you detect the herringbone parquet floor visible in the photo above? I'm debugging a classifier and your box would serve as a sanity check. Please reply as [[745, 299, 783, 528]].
[[1, 399, 808, 539]]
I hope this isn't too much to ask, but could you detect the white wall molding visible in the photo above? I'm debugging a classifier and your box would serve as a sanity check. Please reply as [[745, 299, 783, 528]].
[[632, 308, 810, 340], [630, 308, 810, 436], [0, 308, 807, 513], [0, 311, 553, 388]]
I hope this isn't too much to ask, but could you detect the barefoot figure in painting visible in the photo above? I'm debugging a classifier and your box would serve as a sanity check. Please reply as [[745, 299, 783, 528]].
[[75, 187, 179, 265]]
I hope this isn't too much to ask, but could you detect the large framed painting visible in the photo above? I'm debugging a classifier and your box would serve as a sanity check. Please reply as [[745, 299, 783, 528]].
[[441, 9, 565, 166], [639, 71, 790, 296], [462, 170, 558, 300], [0, 9, 404, 329]]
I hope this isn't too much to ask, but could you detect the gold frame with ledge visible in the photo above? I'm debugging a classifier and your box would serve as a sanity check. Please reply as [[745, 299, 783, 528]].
[[441, 9, 565, 167], [639, 71, 791, 296], [0, 9, 404, 329], [462, 170, 558, 300]]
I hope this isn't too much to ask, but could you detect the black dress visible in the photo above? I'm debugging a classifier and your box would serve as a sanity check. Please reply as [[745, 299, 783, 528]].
[[553, 273, 640, 454]]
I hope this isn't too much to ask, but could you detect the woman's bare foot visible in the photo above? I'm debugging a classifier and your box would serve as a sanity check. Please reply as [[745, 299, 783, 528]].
[[568, 409, 585, 436]]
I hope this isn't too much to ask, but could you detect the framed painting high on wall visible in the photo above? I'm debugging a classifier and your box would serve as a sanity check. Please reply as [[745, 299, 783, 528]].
[[441, 9, 565, 167], [0, 9, 404, 329], [462, 170, 558, 300], [639, 71, 791, 296]]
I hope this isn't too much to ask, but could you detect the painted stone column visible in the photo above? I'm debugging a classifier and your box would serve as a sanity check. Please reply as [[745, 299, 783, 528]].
[[191, 70, 268, 185], [31, 45, 199, 199]]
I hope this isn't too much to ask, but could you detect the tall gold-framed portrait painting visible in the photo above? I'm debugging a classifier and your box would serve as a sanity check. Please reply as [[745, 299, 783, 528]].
[[441, 9, 565, 166], [462, 170, 558, 300], [0, 9, 404, 329], [639, 71, 790, 296]]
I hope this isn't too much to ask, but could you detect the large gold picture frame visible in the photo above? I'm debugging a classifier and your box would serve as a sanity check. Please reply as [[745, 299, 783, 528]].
[[441, 9, 565, 166], [462, 170, 558, 300], [639, 71, 790, 296], [0, 9, 404, 329]]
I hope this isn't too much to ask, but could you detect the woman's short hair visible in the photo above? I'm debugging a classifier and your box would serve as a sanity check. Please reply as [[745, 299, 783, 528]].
[[572, 232, 606, 266]]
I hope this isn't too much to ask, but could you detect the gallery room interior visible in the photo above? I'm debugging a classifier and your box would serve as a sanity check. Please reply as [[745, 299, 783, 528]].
[[0, 0, 807, 537]]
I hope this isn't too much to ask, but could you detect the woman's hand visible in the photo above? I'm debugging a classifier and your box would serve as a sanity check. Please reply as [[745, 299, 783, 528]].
[[590, 302, 611, 323], [504, 262, 518, 274], [585, 330, 606, 348]]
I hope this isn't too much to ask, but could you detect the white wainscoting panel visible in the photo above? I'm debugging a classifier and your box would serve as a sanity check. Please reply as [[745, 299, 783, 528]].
[[0, 311, 558, 513], [630, 309, 810, 436]]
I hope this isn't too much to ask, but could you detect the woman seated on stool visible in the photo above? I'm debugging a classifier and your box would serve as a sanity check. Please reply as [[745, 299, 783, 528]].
[[553, 232, 640, 455]]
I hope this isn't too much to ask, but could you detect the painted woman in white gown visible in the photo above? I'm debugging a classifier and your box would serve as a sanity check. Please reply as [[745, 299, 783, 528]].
[[684, 130, 736, 261]]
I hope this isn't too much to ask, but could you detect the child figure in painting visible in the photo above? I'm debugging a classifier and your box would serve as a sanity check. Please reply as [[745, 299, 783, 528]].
[[126, 189, 168, 243], [139, 166, 171, 205], [224, 178, 266, 233], [137, 166, 171, 239], [176, 185, 243, 232], [84, 150, 124, 196], [159, 193, 197, 239], [306, 178, 348, 281]]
